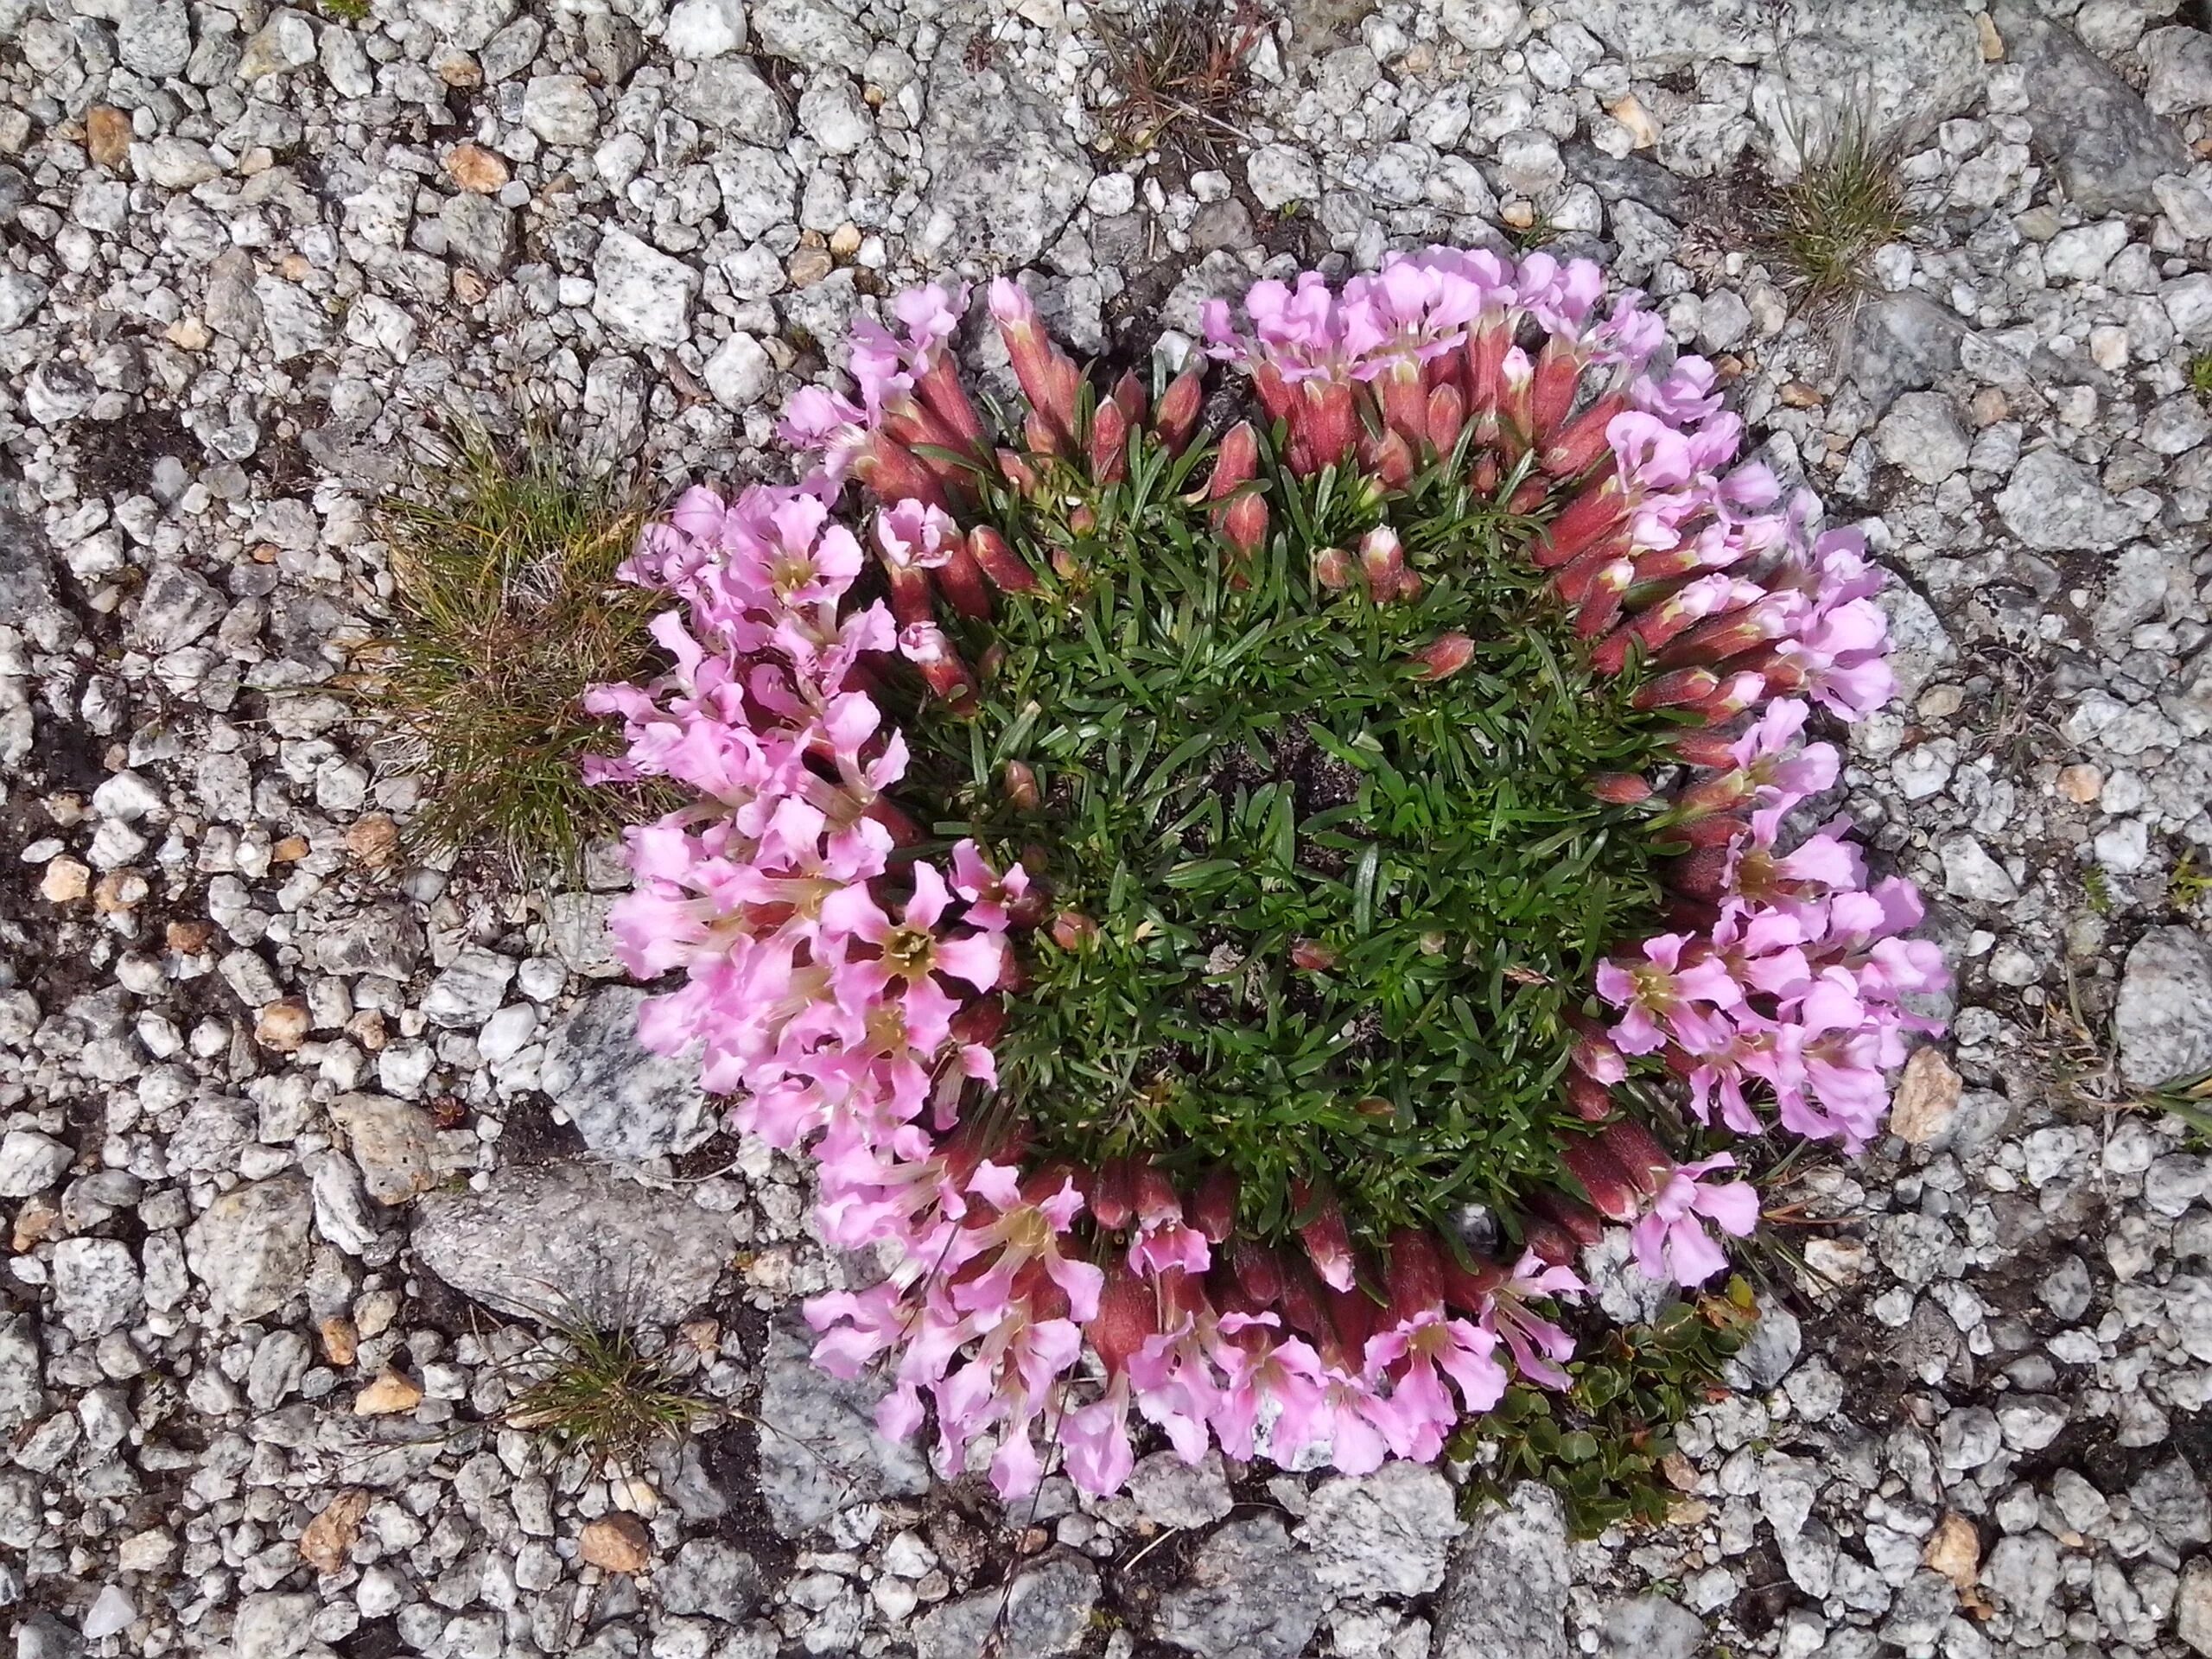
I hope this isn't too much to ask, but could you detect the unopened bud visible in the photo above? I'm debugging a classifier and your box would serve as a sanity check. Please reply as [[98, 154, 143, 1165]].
[[1002, 760, 1040, 810], [1313, 546, 1354, 590], [1050, 910, 1097, 950], [1586, 772, 1653, 805], [1413, 632, 1475, 681], [1289, 938, 1337, 971], [1358, 525, 1407, 601]]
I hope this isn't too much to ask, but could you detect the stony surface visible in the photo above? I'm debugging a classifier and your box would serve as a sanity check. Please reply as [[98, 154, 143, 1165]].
[[5, 0, 2212, 1655]]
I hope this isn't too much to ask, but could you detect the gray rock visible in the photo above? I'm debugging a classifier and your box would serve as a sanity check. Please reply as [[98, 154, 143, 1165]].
[[678, 60, 791, 143], [1766, 2, 1985, 138], [1247, 144, 1320, 209], [756, 1316, 930, 1531], [1937, 836, 2018, 903], [421, 946, 515, 1028], [1874, 391, 1969, 486], [186, 1176, 313, 1323], [1559, 0, 1783, 65], [410, 1161, 734, 1326], [664, 0, 747, 57], [254, 277, 331, 361], [1296, 1461, 1461, 1597], [2143, 24, 2212, 117], [232, 1593, 317, 1659], [1993, 0, 2189, 213], [1598, 1596, 1706, 1659], [0, 1129, 72, 1198], [1878, 1572, 1957, 1648], [538, 985, 714, 1160], [1726, 1296, 1802, 1389], [915, 30, 1090, 265], [130, 562, 224, 653], [310, 905, 426, 979], [2117, 928, 2212, 1089], [118, 0, 192, 78], [52, 1238, 142, 1338], [582, 13, 645, 84], [702, 330, 774, 411], [439, 194, 514, 276], [593, 228, 700, 349], [916, 1556, 1099, 1659], [654, 1539, 759, 1621], [2179, 1556, 2212, 1656], [749, 0, 869, 65], [522, 75, 600, 147], [1848, 291, 1966, 411], [1128, 1451, 1234, 1529], [1155, 1515, 1325, 1659], [235, 10, 318, 80], [0, 1316, 44, 1429], [417, 0, 517, 50], [1983, 1532, 2059, 1623], [2133, 1455, 2212, 1547], [1431, 1483, 1571, 1659], [327, 1094, 439, 1205]]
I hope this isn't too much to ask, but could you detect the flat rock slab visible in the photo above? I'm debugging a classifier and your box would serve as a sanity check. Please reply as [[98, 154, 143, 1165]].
[[1431, 1483, 1572, 1659], [1993, 0, 2189, 214], [755, 1315, 931, 1533], [410, 1161, 734, 1327], [2117, 928, 2212, 1090], [538, 985, 715, 1161]]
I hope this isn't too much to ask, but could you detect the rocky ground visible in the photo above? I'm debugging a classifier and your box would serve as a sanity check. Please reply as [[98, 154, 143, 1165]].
[[5, 0, 2212, 1654]]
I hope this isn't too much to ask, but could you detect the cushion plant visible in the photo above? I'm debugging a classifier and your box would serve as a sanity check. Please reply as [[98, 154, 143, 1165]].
[[586, 248, 1947, 1499]]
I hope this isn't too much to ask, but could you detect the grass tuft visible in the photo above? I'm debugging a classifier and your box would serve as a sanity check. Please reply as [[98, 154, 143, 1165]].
[[1750, 111, 1915, 324], [1095, 0, 1266, 166], [504, 1315, 715, 1476], [364, 429, 660, 882], [318, 0, 372, 20], [2191, 350, 2212, 402]]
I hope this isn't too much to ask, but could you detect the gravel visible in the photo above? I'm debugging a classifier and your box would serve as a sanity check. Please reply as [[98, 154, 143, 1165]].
[[4, 0, 2212, 1652]]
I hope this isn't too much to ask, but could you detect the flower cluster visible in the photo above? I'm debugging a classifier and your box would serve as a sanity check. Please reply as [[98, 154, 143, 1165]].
[[592, 248, 1945, 1500]]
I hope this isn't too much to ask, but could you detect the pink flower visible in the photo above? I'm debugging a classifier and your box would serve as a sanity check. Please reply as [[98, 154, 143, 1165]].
[[1629, 1155, 1761, 1287], [1482, 1251, 1581, 1390], [1364, 1311, 1508, 1461], [1596, 933, 1745, 1056]]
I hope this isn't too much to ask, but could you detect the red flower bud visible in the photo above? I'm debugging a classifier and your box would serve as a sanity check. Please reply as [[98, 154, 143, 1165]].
[[1385, 1228, 1446, 1319], [1313, 546, 1354, 590], [1154, 368, 1205, 454], [1192, 1167, 1238, 1243], [1427, 382, 1466, 453], [1295, 1184, 1356, 1292], [1358, 525, 1408, 601], [1586, 772, 1653, 805], [1208, 421, 1259, 499], [1561, 1138, 1642, 1222], [1289, 938, 1337, 971], [1529, 338, 1588, 446], [969, 524, 1036, 593], [1090, 1262, 1158, 1376], [1565, 1069, 1612, 1121], [1531, 1189, 1606, 1246], [1002, 760, 1040, 810], [1231, 1237, 1284, 1304], [1598, 1120, 1673, 1195], [1110, 368, 1147, 427], [1633, 666, 1721, 710], [1414, 632, 1476, 680], [1541, 391, 1630, 478], [1090, 395, 1129, 486], [1218, 493, 1268, 563], [1090, 1155, 1135, 1230], [1049, 909, 1097, 949], [1134, 1161, 1182, 1229]]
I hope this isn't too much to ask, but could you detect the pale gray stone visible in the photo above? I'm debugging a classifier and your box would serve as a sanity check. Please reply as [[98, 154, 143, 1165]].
[[2117, 928, 2212, 1089], [186, 1176, 313, 1323], [756, 1315, 930, 1531], [537, 985, 714, 1160], [411, 1162, 734, 1326], [1155, 1515, 1325, 1659], [1432, 1483, 1571, 1659], [917, 1556, 1098, 1659]]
